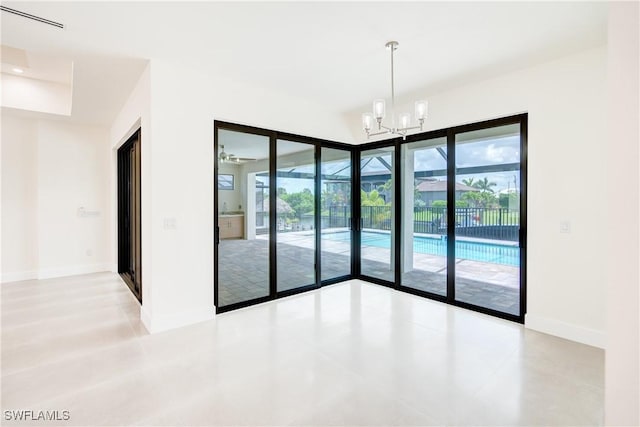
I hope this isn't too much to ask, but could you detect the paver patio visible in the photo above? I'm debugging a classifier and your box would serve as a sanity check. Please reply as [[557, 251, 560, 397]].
[[218, 230, 520, 315]]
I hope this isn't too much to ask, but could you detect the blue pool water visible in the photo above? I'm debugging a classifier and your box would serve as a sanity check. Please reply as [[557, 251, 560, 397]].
[[323, 231, 520, 266]]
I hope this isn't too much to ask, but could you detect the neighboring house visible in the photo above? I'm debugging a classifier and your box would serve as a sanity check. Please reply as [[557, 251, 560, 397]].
[[360, 173, 392, 202], [415, 179, 478, 206]]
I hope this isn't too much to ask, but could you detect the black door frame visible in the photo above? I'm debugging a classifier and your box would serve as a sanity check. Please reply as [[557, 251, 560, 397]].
[[443, 114, 527, 323], [353, 113, 527, 323], [214, 113, 527, 323], [117, 129, 142, 303], [354, 139, 398, 288], [214, 121, 354, 314]]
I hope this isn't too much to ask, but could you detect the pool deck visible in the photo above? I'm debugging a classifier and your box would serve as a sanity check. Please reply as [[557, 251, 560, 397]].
[[218, 229, 520, 315], [282, 229, 519, 289]]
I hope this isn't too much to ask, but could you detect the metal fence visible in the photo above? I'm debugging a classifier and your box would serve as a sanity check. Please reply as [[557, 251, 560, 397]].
[[322, 205, 519, 241], [321, 205, 351, 228]]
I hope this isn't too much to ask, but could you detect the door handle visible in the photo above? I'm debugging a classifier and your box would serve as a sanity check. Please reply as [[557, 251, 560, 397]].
[[518, 227, 524, 248]]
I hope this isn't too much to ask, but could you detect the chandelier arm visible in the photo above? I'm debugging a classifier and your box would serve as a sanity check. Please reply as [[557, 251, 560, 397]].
[[398, 125, 422, 132], [367, 129, 391, 137]]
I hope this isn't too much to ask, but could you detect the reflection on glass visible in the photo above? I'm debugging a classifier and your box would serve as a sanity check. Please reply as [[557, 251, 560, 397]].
[[400, 137, 447, 295], [454, 124, 521, 315], [321, 148, 352, 281], [217, 129, 270, 307], [276, 140, 316, 292], [360, 147, 394, 281]]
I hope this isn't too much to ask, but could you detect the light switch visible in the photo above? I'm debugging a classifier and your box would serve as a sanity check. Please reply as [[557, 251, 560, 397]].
[[163, 218, 177, 230]]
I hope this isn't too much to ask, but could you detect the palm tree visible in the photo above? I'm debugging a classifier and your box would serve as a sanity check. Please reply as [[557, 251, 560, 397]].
[[462, 178, 475, 187], [473, 177, 497, 193]]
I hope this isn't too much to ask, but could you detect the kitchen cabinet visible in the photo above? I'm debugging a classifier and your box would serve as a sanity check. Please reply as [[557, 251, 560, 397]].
[[219, 215, 244, 239]]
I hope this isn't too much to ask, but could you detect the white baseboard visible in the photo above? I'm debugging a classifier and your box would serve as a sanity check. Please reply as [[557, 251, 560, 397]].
[[141, 305, 153, 334], [36, 263, 112, 280], [140, 306, 215, 334], [525, 313, 605, 349], [1, 270, 38, 283]]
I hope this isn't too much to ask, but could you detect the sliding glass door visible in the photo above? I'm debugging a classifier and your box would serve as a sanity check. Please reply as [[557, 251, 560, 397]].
[[355, 115, 525, 321], [359, 147, 395, 282], [216, 129, 271, 309], [215, 115, 526, 321], [454, 123, 522, 316], [215, 122, 355, 312], [321, 147, 352, 281], [400, 136, 448, 296], [276, 139, 316, 292]]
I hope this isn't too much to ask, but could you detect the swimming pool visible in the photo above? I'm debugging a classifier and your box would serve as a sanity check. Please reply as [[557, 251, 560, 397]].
[[323, 231, 520, 266]]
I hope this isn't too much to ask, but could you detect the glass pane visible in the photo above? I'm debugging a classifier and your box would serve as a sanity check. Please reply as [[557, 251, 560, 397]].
[[454, 124, 521, 316], [217, 129, 270, 307], [277, 139, 316, 292], [400, 137, 447, 296], [321, 148, 351, 280], [360, 146, 394, 281]]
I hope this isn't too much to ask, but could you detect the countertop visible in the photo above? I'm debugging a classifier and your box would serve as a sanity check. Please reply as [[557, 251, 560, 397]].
[[219, 212, 244, 217]]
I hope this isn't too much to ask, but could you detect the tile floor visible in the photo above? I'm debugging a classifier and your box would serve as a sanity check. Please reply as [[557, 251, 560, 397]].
[[2, 273, 603, 426]]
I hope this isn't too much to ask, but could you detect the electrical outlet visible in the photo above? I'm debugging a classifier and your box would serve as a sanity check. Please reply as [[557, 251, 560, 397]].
[[560, 221, 570, 233]]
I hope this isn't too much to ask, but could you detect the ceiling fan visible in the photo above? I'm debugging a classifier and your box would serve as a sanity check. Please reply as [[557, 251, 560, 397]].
[[218, 145, 256, 163]]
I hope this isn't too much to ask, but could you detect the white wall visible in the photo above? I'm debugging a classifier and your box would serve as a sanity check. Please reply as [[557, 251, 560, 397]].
[[36, 121, 111, 278], [605, 2, 639, 425], [109, 63, 152, 317], [1, 74, 73, 117], [118, 48, 613, 344], [1, 116, 38, 281], [1, 115, 111, 282], [109, 59, 351, 333], [347, 46, 608, 348], [111, 40, 617, 351]]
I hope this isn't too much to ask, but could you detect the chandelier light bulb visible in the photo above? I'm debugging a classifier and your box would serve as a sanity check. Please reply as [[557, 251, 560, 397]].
[[362, 113, 373, 132], [415, 100, 428, 121], [399, 113, 411, 129], [373, 99, 386, 121]]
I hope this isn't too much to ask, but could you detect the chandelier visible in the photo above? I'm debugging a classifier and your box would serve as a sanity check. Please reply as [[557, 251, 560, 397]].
[[362, 41, 428, 140]]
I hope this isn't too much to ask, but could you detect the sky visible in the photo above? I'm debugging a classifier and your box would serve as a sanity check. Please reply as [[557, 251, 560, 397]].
[[260, 135, 521, 194]]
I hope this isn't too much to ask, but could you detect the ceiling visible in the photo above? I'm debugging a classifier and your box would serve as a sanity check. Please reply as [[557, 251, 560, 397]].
[[219, 129, 314, 161], [1, 2, 608, 126], [1, 45, 72, 84]]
